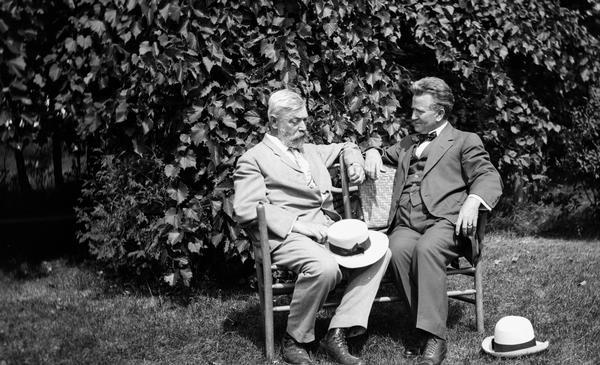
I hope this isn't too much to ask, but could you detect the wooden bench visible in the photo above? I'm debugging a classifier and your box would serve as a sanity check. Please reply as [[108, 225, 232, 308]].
[[250, 156, 487, 361]]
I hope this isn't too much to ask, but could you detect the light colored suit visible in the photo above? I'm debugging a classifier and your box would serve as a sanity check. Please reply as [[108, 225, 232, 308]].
[[377, 123, 502, 339], [234, 135, 391, 343]]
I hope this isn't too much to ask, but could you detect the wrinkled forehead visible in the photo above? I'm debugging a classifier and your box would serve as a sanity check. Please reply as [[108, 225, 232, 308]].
[[411, 93, 436, 109], [280, 104, 308, 120]]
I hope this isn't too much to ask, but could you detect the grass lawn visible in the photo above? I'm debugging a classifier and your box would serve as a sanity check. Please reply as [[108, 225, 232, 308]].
[[1, 233, 599, 364]]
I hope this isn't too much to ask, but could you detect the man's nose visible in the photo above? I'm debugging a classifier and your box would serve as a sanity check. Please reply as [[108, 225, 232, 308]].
[[411, 112, 418, 120], [298, 120, 307, 131]]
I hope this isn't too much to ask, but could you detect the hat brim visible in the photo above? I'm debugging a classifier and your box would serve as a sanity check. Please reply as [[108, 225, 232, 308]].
[[329, 231, 389, 268], [481, 336, 549, 358]]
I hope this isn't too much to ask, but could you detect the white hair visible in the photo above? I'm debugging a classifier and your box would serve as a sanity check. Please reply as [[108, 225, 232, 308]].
[[267, 89, 305, 123]]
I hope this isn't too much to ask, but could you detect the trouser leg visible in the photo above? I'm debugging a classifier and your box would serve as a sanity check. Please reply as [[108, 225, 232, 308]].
[[388, 226, 421, 317], [271, 233, 342, 343], [412, 219, 460, 340], [329, 249, 392, 335]]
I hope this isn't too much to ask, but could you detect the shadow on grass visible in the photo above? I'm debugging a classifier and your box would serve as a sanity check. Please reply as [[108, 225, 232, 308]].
[[220, 283, 475, 361], [490, 199, 600, 239]]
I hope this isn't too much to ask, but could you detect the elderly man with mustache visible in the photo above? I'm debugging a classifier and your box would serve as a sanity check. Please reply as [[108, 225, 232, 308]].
[[234, 89, 391, 365]]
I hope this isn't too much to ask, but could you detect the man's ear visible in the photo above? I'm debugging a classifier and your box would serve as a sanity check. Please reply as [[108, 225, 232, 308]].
[[268, 115, 278, 130], [435, 108, 445, 122]]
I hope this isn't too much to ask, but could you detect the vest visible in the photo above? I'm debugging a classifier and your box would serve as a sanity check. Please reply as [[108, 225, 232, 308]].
[[401, 145, 432, 207]]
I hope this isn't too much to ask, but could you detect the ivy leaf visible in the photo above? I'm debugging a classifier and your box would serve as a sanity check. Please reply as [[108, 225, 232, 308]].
[[179, 154, 197, 169], [581, 69, 590, 82], [141, 119, 153, 134], [188, 240, 202, 253], [164, 164, 180, 178], [65, 37, 76, 53], [163, 273, 176, 286], [323, 21, 338, 37], [168, 182, 189, 204], [188, 105, 204, 124], [499, 46, 508, 59], [139, 41, 152, 55], [235, 239, 250, 253], [167, 231, 182, 245], [202, 57, 213, 72], [76, 35, 92, 49], [165, 208, 180, 227], [211, 233, 224, 247], [49, 63, 61, 81], [222, 114, 237, 128], [159, 3, 170, 20], [260, 40, 277, 62], [244, 111, 261, 125], [115, 100, 128, 123], [183, 208, 200, 221], [349, 96, 362, 112], [87, 20, 106, 35], [191, 124, 208, 145], [104, 9, 117, 25]]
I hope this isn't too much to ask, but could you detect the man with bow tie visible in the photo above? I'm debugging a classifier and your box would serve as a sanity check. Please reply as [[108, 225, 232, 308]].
[[234, 89, 391, 365], [365, 77, 503, 365]]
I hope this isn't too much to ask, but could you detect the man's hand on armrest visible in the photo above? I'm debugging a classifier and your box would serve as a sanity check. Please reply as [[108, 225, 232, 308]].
[[292, 221, 329, 244], [347, 163, 365, 184], [455, 196, 481, 237], [364, 149, 383, 180]]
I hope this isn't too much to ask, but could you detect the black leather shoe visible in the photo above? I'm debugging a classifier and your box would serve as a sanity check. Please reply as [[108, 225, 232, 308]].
[[319, 328, 365, 365], [403, 343, 420, 359], [281, 333, 313, 365], [416, 335, 447, 365], [403, 331, 424, 359]]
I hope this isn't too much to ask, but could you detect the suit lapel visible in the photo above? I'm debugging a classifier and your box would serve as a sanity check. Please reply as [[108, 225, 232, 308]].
[[400, 144, 414, 183], [261, 136, 303, 173], [387, 137, 414, 190], [303, 146, 322, 188], [423, 124, 455, 177]]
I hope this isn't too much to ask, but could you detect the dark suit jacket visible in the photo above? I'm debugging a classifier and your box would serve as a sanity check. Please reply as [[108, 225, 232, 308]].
[[378, 123, 503, 232]]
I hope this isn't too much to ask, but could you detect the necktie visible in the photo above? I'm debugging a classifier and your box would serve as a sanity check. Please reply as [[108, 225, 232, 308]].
[[290, 148, 316, 189], [412, 131, 437, 145]]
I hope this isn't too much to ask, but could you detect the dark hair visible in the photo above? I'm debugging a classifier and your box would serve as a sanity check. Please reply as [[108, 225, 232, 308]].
[[411, 77, 454, 114]]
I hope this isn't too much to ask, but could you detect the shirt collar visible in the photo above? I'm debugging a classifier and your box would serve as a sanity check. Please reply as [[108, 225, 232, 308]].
[[431, 121, 448, 137], [428, 121, 448, 136]]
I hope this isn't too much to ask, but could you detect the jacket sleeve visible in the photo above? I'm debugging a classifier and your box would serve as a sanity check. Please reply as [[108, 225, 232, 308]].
[[366, 135, 403, 166], [461, 133, 503, 209], [316, 142, 365, 169], [233, 152, 297, 238]]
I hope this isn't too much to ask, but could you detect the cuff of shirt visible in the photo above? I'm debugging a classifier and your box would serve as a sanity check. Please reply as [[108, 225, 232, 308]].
[[468, 194, 492, 211]]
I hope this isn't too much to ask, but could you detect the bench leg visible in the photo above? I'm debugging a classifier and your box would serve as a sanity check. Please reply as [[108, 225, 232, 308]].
[[255, 261, 275, 362], [475, 263, 484, 333]]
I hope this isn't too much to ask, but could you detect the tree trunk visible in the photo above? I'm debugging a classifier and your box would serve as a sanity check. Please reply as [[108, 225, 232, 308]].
[[52, 130, 64, 188], [13, 147, 31, 191]]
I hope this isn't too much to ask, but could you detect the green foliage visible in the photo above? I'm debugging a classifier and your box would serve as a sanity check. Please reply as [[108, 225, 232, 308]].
[[2, 0, 600, 286], [75, 155, 170, 279], [551, 86, 600, 205]]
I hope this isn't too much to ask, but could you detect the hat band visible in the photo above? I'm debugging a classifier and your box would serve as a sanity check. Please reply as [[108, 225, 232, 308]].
[[329, 237, 371, 257], [492, 338, 537, 352]]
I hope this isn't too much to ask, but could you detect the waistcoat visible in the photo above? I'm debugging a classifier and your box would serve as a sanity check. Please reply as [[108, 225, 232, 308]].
[[401, 145, 432, 206]]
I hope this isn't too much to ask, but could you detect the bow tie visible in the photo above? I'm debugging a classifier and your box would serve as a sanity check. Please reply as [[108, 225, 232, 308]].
[[412, 131, 437, 144]]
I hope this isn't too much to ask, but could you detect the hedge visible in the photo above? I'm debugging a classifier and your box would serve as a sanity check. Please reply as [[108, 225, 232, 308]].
[[1, 0, 599, 286]]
